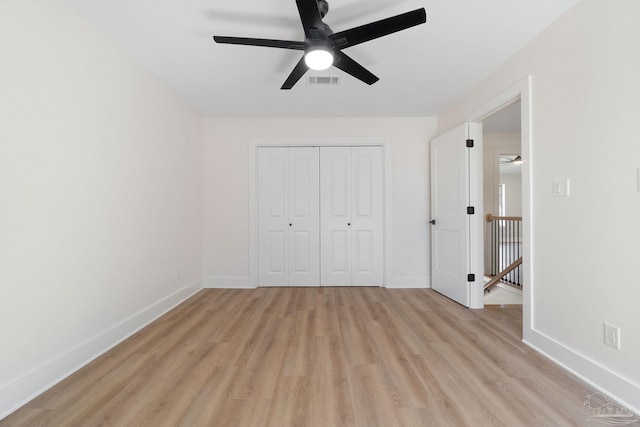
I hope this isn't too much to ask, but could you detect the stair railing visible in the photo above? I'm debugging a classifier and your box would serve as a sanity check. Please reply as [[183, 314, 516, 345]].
[[486, 214, 523, 290]]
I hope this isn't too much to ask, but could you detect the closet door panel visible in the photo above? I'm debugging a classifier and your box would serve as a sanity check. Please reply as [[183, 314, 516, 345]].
[[329, 230, 350, 271], [258, 147, 289, 286], [320, 147, 352, 286], [288, 147, 320, 286], [350, 147, 383, 285]]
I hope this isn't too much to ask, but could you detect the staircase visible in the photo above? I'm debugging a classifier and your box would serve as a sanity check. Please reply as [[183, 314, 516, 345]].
[[484, 277, 522, 305]]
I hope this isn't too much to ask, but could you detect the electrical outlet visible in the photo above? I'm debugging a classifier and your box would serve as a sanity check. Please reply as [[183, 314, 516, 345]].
[[604, 323, 621, 350]]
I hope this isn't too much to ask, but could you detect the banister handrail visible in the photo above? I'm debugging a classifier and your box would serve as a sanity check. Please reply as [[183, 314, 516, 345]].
[[486, 214, 523, 222], [484, 257, 522, 290]]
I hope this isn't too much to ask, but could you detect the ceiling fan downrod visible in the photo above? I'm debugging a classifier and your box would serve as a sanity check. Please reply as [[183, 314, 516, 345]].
[[317, 0, 329, 18]]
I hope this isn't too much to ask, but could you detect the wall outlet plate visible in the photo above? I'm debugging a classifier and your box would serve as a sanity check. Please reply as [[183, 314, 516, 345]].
[[604, 322, 621, 350]]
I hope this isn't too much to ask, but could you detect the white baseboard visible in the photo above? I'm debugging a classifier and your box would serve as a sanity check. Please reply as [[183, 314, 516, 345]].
[[205, 276, 431, 289], [386, 276, 431, 289], [524, 328, 640, 415], [0, 279, 203, 421], [204, 276, 255, 289]]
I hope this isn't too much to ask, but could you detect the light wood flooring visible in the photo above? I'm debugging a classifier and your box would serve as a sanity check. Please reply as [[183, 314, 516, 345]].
[[2, 288, 597, 426]]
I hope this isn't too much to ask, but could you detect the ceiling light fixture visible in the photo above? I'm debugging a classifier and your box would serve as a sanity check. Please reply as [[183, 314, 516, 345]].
[[304, 47, 334, 70]]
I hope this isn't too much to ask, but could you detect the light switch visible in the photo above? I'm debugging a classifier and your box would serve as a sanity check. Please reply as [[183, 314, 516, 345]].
[[553, 179, 570, 197]]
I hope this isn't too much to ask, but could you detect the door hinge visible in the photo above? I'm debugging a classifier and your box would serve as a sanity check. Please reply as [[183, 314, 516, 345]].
[[466, 139, 474, 148], [467, 206, 475, 215], [467, 274, 476, 282]]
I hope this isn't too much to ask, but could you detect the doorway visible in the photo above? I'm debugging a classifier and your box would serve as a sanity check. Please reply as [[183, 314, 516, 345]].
[[481, 101, 523, 305], [465, 76, 532, 337]]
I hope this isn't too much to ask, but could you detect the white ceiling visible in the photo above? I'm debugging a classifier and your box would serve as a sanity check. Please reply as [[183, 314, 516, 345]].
[[61, 0, 578, 117]]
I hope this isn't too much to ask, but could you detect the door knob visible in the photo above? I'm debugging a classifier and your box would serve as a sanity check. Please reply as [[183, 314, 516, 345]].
[[430, 219, 436, 225]]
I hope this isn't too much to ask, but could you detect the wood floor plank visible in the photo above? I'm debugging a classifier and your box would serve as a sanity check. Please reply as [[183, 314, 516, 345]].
[[337, 302, 376, 365], [349, 364, 403, 427], [184, 366, 240, 425], [366, 321, 430, 409], [1, 288, 601, 426]]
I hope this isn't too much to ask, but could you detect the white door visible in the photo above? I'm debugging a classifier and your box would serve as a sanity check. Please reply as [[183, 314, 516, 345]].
[[288, 148, 320, 285], [430, 124, 482, 306], [321, 146, 383, 286], [350, 147, 383, 285], [258, 147, 319, 286], [320, 147, 351, 285]]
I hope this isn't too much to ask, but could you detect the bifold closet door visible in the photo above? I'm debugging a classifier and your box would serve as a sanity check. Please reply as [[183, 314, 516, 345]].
[[320, 146, 383, 286], [258, 147, 320, 286]]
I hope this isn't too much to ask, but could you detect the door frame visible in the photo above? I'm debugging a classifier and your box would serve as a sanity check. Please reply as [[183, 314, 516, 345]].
[[248, 138, 392, 288], [465, 76, 532, 334]]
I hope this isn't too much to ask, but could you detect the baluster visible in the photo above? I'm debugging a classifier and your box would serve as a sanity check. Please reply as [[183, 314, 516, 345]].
[[501, 219, 505, 277], [508, 219, 512, 283], [517, 220, 521, 287], [492, 219, 500, 276], [510, 219, 514, 284]]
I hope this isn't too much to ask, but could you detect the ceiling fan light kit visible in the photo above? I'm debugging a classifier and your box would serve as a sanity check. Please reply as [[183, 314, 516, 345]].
[[305, 47, 334, 70], [213, 0, 426, 89]]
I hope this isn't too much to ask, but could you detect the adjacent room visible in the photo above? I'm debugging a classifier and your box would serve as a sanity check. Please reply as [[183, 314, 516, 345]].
[[1, 0, 638, 424]]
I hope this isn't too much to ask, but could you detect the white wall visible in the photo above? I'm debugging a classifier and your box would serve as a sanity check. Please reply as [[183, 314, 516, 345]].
[[439, 0, 640, 411], [203, 117, 436, 289], [0, 0, 203, 417], [500, 173, 522, 217]]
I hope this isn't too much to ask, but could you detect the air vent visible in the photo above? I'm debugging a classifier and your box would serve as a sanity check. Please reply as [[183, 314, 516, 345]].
[[308, 76, 340, 85]]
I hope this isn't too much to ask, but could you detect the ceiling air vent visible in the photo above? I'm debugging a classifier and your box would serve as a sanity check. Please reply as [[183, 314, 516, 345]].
[[308, 76, 340, 85]]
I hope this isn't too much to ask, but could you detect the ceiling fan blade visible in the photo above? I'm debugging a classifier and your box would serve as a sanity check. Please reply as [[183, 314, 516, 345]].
[[333, 51, 379, 85], [281, 57, 309, 90], [296, 0, 326, 39], [213, 36, 305, 50], [330, 8, 426, 49]]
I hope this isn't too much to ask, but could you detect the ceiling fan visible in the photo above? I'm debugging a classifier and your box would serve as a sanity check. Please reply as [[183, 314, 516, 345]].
[[500, 155, 522, 165], [213, 0, 426, 90]]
